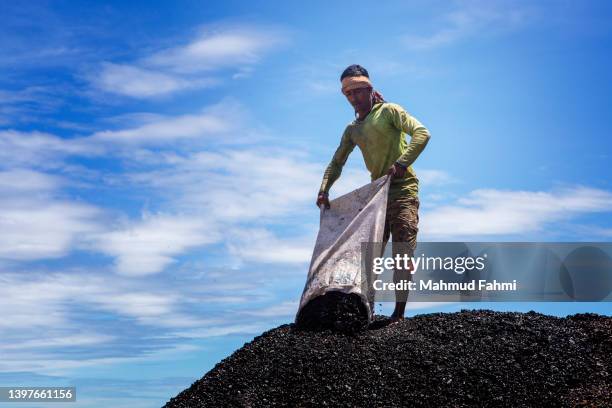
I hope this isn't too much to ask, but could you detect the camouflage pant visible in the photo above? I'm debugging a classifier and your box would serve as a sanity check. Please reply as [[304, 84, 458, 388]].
[[382, 195, 420, 302]]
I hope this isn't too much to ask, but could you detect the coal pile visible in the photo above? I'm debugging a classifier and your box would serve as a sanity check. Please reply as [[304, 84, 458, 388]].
[[164, 310, 611, 407], [295, 291, 369, 334]]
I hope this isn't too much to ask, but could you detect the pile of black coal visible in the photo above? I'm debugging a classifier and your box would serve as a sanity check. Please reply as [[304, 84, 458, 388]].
[[295, 291, 369, 335], [163, 310, 611, 407]]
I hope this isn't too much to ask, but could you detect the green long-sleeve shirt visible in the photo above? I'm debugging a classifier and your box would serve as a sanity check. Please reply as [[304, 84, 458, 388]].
[[319, 102, 431, 202]]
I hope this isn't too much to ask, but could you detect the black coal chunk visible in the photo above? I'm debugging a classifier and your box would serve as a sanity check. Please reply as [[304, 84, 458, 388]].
[[163, 310, 612, 408], [295, 291, 369, 334]]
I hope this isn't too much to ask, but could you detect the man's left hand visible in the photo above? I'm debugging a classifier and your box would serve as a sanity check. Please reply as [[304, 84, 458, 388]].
[[388, 163, 407, 179]]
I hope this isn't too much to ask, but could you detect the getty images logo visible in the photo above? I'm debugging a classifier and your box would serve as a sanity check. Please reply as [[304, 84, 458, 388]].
[[372, 253, 488, 275]]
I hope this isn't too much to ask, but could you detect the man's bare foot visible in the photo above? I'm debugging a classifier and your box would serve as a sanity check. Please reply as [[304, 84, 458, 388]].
[[389, 314, 405, 325], [391, 302, 406, 320]]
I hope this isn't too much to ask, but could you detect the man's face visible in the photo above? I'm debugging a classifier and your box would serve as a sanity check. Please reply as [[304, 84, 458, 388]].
[[343, 86, 372, 112]]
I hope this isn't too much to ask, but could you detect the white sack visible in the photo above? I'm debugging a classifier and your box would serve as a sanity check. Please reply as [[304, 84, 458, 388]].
[[296, 176, 390, 322]]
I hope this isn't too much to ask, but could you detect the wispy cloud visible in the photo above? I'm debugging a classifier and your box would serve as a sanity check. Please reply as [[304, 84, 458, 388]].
[[0, 334, 114, 351], [0, 86, 66, 125], [0, 340, 200, 375], [0, 3, 90, 70], [0, 130, 100, 168], [89, 214, 219, 276], [173, 323, 267, 339], [0, 168, 63, 192], [227, 228, 313, 265], [417, 169, 456, 185], [94, 63, 218, 98], [90, 100, 241, 147], [145, 25, 287, 73], [0, 270, 204, 337], [402, 2, 533, 50], [0, 101, 312, 272], [91, 24, 288, 98], [96, 145, 324, 270], [0, 169, 103, 261], [422, 186, 612, 238], [0, 100, 248, 174], [123, 147, 323, 220], [243, 300, 298, 318], [0, 200, 101, 260], [0, 268, 283, 374]]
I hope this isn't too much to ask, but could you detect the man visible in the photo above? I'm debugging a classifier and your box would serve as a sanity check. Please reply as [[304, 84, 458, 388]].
[[316, 64, 431, 322]]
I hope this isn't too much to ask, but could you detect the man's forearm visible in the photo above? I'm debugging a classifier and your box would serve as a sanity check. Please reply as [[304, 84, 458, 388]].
[[319, 161, 343, 194], [396, 127, 430, 167], [319, 127, 355, 194]]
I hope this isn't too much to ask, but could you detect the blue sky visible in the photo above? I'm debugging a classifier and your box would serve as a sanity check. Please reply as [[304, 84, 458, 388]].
[[1, 1, 611, 407]]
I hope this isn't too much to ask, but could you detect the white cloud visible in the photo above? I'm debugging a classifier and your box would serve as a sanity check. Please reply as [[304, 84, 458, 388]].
[[0, 194, 103, 261], [0, 168, 63, 192], [145, 25, 287, 73], [0, 270, 222, 338], [0, 334, 114, 350], [90, 101, 238, 147], [0, 267, 283, 374], [125, 148, 323, 221], [174, 323, 267, 339], [421, 186, 612, 238], [403, 2, 533, 50], [0, 275, 72, 330], [90, 24, 288, 98], [95, 292, 175, 316], [100, 112, 167, 127], [0, 168, 104, 262], [0, 86, 65, 125], [0, 101, 247, 173], [418, 169, 455, 185], [0, 342, 200, 376], [228, 228, 313, 265], [0, 130, 99, 168], [95, 63, 217, 98], [0, 104, 307, 272], [89, 214, 219, 276], [244, 300, 298, 318], [85, 143, 325, 272]]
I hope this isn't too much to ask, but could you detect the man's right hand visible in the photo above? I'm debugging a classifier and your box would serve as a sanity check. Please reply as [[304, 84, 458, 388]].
[[316, 192, 330, 209]]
